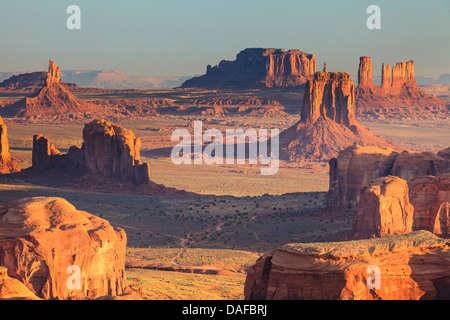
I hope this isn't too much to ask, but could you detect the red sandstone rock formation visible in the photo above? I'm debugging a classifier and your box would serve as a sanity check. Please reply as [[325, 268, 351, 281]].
[[0, 197, 127, 300], [2, 60, 97, 118], [409, 174, 450, 236], [0, 116, 22, 173], [83, 119, 150, 185], [0, 266, 41, 300], [31, 120, 150, 185], [352, 176, 414, 239], [355, 56, 448, 119], [244, 231, 450, 300], [358, 56, 374, 89], [278, 72, 400, 162], [327, 146, 450, 211], [182, 48, 316, 88]]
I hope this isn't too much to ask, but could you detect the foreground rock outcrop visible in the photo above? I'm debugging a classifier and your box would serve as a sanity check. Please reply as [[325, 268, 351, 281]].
[[355, 56, 448, 119], [245, 231, 450, 300], [1, 60, 97, 118], [182, 48, 316, 88], [0, 197, 127, 300], [278, 72, 400, 162], [327, 146, 450, 211], [32, 119, 150, 185], [0, 266, 41, 300], [0, 116, 21, 173]]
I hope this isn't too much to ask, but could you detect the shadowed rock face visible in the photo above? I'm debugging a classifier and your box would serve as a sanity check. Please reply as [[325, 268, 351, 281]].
[[31, 119, 150, 185], [0, 197, 127, 300], [182, 48, 316, 88], [278, 72, 399, 162], [327, 146, 450, 211], [0, 116, 22, 174], [244, 231, 450, 300]]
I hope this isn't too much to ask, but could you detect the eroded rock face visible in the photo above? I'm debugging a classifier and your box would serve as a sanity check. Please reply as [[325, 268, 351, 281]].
[[358, 56, 373, 88], [327, 146, 450, 211], [182, 48, 316, 88], [32, 119, 150, 185], [0, 266, 41, 300], [278, 73, 400, 162], [245, 231, 450, 300], [0, 116, 22, 173], [352, 176, 414, 239], [83, 119, 150, 185], [0, 197, 127, 300], [355, 56, 447, 119], [301, 72, 356, 126], [409, 174, 450, 236]]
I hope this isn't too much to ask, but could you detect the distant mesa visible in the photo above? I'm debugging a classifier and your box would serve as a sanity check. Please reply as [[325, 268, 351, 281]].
[[1, 60, 97, 118], [355, 56, 448, 119], [0, 116, 21, 173], [181, 48, 316, 88], [277, 71, 401, 162]]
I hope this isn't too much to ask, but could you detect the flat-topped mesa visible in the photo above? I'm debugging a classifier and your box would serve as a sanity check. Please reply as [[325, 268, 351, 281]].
[[358, 56, 374, 88], [300, 71, 356, 127], [45, 60, 60, 86], [181, 48, 316, 88], [0, 116, 22, 173]]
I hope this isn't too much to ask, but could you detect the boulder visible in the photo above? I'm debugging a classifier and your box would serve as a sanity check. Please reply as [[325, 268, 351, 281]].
[[245, 231, 450, 300], [0, 197, 127, 300]]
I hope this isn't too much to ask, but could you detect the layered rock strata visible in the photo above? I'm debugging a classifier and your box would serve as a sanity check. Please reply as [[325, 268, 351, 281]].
[[182, 48, 316, 88], [244, 231, 450, 300]]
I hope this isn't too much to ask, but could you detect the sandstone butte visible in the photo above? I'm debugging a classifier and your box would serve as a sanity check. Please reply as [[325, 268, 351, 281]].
[[181, 48, 316, 88], [0, 197, 127, 300], [0, 116, 21, 174], [327, 145, 450, 211], [32, 119, 150, 186], [1, 60, 97, 118], [351, 174, 450, 240], [277, 71, 400, 162], [355, 56, 448, 119], [244, 230, 450, 300]]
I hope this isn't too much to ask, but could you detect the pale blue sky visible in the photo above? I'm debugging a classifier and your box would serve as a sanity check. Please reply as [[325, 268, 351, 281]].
[[0, 0, 448, 78]]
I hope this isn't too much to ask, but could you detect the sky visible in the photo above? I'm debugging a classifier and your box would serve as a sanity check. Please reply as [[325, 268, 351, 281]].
[[0, 0, 449, 78]]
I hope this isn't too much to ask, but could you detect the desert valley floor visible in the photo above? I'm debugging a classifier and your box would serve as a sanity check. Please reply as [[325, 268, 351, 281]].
[[1, 86, 449, 299]]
